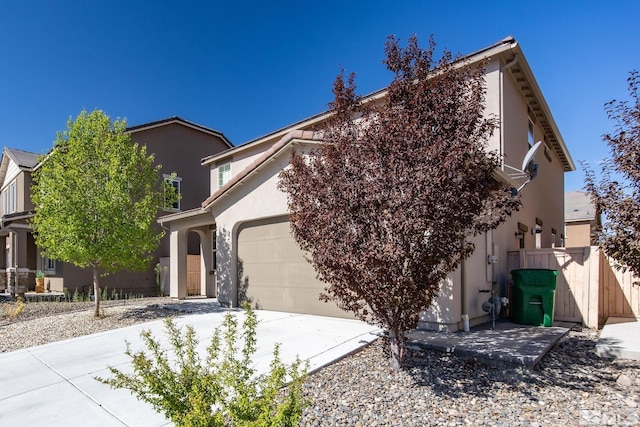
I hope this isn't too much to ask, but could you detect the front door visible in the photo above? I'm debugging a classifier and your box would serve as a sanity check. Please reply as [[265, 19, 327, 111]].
[[187, 254, 201, 296]]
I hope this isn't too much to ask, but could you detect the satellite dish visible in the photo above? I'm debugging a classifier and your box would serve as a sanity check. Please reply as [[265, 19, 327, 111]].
[[504, 140, 544, 195], [521, 141, 543, 176]]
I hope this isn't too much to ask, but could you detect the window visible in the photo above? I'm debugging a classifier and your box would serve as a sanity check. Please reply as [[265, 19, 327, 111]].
[[43, 256, 56, 272], [3, 180, 17, 215], [163, 174, 181, 211], [534, 218, 543, 249], [218, 163, 231, 188], [527, 117, 535, 148]]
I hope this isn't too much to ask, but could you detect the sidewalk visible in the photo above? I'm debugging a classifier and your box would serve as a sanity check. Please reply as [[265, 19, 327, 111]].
[[0, 309, 381, 427], [596, 317, 640, 361]]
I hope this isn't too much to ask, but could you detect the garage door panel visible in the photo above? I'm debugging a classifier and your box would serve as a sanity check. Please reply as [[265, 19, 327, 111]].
[[237, 217, 352, 319]]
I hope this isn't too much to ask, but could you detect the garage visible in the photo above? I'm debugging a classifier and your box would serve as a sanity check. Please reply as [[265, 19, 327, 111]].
[[236, 216, 352, 318]]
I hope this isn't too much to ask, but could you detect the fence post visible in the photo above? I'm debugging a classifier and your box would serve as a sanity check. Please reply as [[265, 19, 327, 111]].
[[582, 246, 599, 328], [518, 249, 527, 269]]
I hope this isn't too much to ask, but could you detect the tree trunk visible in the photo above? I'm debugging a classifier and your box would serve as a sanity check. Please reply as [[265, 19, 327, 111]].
[[388, 328, 403, 372], [93, 265, 101, 317]]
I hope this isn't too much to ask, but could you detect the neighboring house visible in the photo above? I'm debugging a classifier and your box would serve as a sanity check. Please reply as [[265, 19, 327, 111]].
[[0, 117, 232, 295], [0, 148, 40, 293], [159, 36, 575, 331], [564, 191, 600, 247]]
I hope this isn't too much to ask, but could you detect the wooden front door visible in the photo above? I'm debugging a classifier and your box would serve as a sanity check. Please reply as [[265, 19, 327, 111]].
[[187, 255, 201, 296]]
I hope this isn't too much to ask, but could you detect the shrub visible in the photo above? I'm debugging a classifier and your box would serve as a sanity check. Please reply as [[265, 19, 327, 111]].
[[96, 306, 309, 426], [1, 297, 25, 321]]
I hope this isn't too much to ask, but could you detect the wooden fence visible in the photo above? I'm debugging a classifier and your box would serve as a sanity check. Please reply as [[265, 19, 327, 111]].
[[507, 247, 639, 328]]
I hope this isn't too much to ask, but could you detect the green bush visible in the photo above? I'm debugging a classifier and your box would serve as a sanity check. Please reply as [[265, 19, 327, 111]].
[[96, 306, 309, 426]]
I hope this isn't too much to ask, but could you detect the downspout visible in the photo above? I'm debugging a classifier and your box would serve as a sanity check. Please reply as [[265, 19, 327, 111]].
[[460, 237, 469, 332], [461, 259, 469, 332], [493, 52, 519, 307], [499, 53, 519, 166]]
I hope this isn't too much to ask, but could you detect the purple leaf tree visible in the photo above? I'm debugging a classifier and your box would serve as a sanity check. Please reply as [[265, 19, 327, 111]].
[[279, 36, 520, 371]]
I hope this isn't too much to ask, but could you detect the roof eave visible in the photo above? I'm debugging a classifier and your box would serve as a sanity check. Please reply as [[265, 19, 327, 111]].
[[504, 44, 575, 172], [128, 116, 233, 148], [157, 207, 208, 225], [200, 38, 525, 168]]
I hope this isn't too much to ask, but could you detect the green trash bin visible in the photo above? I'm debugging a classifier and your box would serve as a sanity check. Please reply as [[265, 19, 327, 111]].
[[510, 269, 558, 327]]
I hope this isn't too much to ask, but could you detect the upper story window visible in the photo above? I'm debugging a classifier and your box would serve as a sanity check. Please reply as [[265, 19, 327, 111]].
[[163, 174, 181, 211], [527, 117, 535, 148], [218, 163, 231, 189], [43, 255, 56, 272], [3, 180, 17, 215]]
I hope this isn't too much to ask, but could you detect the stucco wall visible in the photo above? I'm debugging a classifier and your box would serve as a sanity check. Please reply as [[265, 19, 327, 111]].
[[212, 145, 296, 306], [202, 53, 569, 330], [209, 141, 278, 194], [419, 58, 568, 330], [566, 222, 593, 247], [132, 122, 229, 259]]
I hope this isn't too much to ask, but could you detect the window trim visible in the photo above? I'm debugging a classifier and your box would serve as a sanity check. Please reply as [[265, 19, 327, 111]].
[[527, 117, 535, 148], [43, 255, 56, 272], [3, 180, 17, 215], [218, 163, 231, 189]]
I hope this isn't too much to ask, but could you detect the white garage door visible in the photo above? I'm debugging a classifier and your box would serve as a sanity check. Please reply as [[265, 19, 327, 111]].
[[237, 216, 352, 318]]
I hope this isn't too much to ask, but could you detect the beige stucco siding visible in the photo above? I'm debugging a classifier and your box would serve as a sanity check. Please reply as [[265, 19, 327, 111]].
[[501, 61, 530, 174], [420, 61, 568, 330], [483, 58, 503, 156], [209, 141, 281, 193], [212, 144, 297, 306], [193, 41, 573, 330], [566, 222, 593, 247]]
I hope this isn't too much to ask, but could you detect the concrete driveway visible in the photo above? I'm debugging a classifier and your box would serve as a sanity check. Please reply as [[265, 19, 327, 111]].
[[0, 309, 380, 426]]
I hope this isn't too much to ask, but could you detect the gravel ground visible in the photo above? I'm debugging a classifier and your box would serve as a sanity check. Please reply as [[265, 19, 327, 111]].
[[300, 331, 640, 427], [1, 298, 639, 426], [0, 297, 183, 352]]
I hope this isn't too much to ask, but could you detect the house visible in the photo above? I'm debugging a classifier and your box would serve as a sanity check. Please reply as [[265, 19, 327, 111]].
[[564, 191, 600, 247], [0, 148, 40, 293], [159, 37, 575, 331], [0, 117, 232, 296]]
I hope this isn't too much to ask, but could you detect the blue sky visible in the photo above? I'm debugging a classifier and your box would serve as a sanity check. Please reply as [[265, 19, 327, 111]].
[[1, 1, 638, 192]]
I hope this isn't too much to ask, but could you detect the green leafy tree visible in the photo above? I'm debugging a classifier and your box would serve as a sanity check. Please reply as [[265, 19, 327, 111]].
[[279, 35, 520, 371], [97, 306, 309, 426], [30, 110, 170, 317], [583, 70, 640, 277]]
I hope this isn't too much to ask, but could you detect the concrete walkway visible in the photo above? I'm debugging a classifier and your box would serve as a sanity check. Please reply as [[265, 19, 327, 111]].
[[0, 303, 590, 426], [406, 320, 576, 369], [596, 317, 640, 361], [0, 309, 381, 427]]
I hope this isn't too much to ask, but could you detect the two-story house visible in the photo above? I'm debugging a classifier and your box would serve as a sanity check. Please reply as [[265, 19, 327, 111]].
[[160, 36, 575, 331], [0, 116, 232, 296], [564, 191, 601, 248], [0, 148, 40, 293]]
